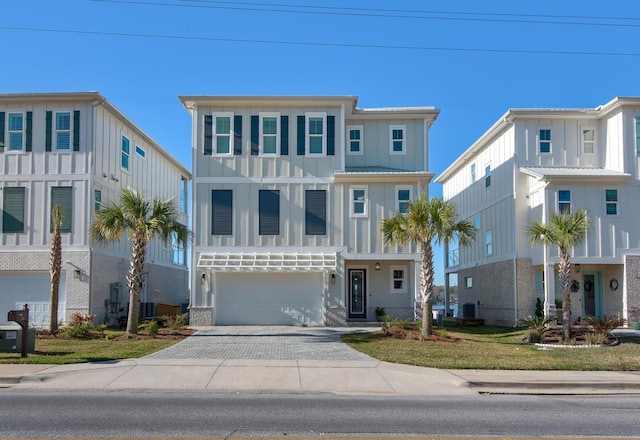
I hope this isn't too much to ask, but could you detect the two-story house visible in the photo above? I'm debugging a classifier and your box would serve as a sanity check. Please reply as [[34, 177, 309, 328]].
[[436, 97, 640, 326], [0, 92, 191, 326], [181, 96, 439, 326]]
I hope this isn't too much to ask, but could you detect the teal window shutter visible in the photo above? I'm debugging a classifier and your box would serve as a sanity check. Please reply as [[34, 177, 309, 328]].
[[535, 270, 544, 293], [327, 115, 335, 156], [204, 115, 213, 155], [25, 112, 33, 152], [51, 186, 73, 233], [234, 115, 242, 155], [45, 111, 52, 152], [297, 116, 305, 155], [2, 187, 25, 233], [0, 112, 6, 152], [281, 115, 289, 155], [73, 110, 80, 151], [250, 115, 259, 155]]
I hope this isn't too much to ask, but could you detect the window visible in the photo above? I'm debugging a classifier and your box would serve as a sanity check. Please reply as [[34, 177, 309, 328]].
[[558, 190, 571, 213], [7, 113, 24, 151], [259, 190, 280, 235], [636, 117, 640, 157], [485, 164, 491, 188], [94, 189, 103, 212], [464, 276, 472, 288], [2, 187, 25, 233], [51, 186, 72, 233], [213, 113, 233, 155], [486, 230, 493, 256], [389, 125, 406, 155], [180, 178, 188, 213], [535, 270, 544, 293], [347, 125, 363, 155], [121, 135, 130, 171], [582, 128, 595, 154], [211, 189, 232, 235], [605, 189, 618, 215], [171, 231, 186, 265], [305, 190, 326, 235], [395, 186, 412, 213], [474, 215, 481, 229], [306, 113, 326, 155], [470, 163, 476, 183], [390, 265, 407, 293], [55, 112, 71, 150], [135, 145, 146, 158], [260, 113, 280, 155], [350, 186, 368, 217], [539, 129, 551, 153]]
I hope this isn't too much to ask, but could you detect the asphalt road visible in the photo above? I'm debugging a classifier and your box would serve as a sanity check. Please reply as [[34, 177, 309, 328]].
[[1, 391, 638, 438]]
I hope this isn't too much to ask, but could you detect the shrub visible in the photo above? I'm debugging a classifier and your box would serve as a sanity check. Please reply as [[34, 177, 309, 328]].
[[517, 315, 555, 343], [162, 313, 188, 329], [584, 315, 624, 345], [139, 320, 159, 337], [535, 298, 544, 318], [62, 313, 96, 338]]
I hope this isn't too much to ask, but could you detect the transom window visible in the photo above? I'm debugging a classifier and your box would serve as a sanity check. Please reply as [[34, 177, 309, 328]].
[[260, 113, 280, 155], [582, 128, 595, 154], [539, 129, 551, 153], [350, 186, 368, 217], [8, 113, 24, 151], [135, 145, 146, 158], [306, 113, 326, 155], [389, 125, 406, 155], [396, 186, 412, 213], [55, 112, 71, 150], [121, 135, 130, 171], [605, 189, 618, 215], [213, 113, 234, 155], [347, 125, 363, 155], [390, 265, 407, 293], [558, 190, 571, 213]]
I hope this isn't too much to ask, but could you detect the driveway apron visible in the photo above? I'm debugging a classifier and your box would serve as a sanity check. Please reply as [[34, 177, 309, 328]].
[[144, 326, 375, 360]]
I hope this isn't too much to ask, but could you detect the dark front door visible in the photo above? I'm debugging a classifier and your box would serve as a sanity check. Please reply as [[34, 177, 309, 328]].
[[348, 269, 366, 319]]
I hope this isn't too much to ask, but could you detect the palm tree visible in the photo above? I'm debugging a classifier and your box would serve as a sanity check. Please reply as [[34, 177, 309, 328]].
[[49, 205, 63, 335], [525, 208, 591, 342], [89, 189, 191, 334], [382, 195, 476, 338]]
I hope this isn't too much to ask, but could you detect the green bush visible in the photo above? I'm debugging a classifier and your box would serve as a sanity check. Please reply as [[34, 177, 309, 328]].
[[61, 313, 96, 338], [138, 320, 159, 337], [517, 315, 555, 343], [162, 313, 188, 329]]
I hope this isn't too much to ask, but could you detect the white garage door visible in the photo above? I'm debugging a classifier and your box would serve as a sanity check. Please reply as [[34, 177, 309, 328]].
[[0, 272, 66, 325], [214, 273, 324, 326]]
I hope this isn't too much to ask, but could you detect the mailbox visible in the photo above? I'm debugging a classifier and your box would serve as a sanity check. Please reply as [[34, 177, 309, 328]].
[[7, 304, 32, 357], [7, 309, 28, 326]]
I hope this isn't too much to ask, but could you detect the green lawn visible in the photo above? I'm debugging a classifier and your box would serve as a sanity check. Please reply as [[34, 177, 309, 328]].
[[0, 330, 185, 364], [342, 324, 640, 371]]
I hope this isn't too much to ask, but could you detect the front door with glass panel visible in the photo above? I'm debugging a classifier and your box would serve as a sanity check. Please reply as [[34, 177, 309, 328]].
[[582, 272, 602, 317], [348, 269, 366, 319]]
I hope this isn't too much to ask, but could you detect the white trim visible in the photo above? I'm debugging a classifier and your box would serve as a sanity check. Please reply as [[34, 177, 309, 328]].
[[349, 185, 368, 218], [196, 251, 337, 272], [259, 112, 280, 156], [306, 112, 327, 156], [121, 134, 130, 171], [485, 230, 493, 256], [395, 185, 413, 213], [6, 111, 25, 152], [580, 126, 596, 155], [538, 127, 552, 154], [484, 163, 491, 188], [389, 125, 406, 155], [135, 144, 146, 159], [53, 110, 72, 151], [346, 125, 364, 155], [390, 264, 408, 293], [212, 112, 234, 156], [193, 176, 333, 184]]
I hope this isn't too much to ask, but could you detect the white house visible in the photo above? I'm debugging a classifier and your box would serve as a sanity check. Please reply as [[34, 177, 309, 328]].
[[0, 92, 191, 326], [436, 97, 640, 326], [180, 95, 439, 326]]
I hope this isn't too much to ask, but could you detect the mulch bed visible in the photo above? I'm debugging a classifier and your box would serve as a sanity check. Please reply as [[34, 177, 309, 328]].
[[111, 328, 196, 341], [538, 326, 616, 345], [382, 326, 460, 342]]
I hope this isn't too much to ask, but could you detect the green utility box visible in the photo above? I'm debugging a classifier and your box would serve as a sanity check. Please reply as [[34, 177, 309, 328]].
[[0, 325, 35, 353]]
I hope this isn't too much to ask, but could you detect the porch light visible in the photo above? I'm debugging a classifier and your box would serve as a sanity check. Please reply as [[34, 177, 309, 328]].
[[73, 269, 81, 280], [375, 261, 381, 271], [201, 273, 206, 283]]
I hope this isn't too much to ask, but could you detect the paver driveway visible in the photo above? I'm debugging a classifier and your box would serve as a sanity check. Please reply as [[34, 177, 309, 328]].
[[145, 326, 375, 360]]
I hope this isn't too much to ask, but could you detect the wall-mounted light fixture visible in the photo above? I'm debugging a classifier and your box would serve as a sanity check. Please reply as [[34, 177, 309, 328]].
[[201, 273, 206, 284], [110, 173, 119, 182], [374, 261, 381, 271], [73, 269, 81, 280], [331, 273, 336, 284]]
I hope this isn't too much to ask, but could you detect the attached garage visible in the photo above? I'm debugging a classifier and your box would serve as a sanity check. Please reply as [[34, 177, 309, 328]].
[[214, 272, 324, 326], [0, 272, 66, 325]]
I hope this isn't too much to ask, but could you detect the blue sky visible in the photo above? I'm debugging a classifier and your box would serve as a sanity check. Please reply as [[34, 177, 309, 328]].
[[3, 0, 639, 285]]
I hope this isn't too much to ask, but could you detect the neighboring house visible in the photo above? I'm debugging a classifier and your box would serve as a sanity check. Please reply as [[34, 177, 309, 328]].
[[0, 92, 190, 326], [436, 97, 640, 326], [180, 95, 439, 326]]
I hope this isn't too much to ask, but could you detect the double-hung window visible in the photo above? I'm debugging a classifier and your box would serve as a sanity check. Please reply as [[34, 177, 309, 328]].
[[485, 164, 491, 188], [211, 189, 233, 235], [558, 190, 571, 213], [51, 186, 73, 233], [350, 186, 368, 217], [171, 231, 186, 265], [539, 128, 551, 153], [347, 125, 363, 155], [305, 190, 326, 235], [605, 189, 618, 215], [470, 163, 476, 183], [7, 113, 24, 151], [260, 113, 279, 155], [486, 230, 493, 256], [306, 113, 326, 155], [2, 187, 25, 233], [389, 125, 406, 155], [581, 128, 595, 154], [121, 135, 130, 171], [55, 112, 71, 151], [636, 117, 640, 157], [259, 190, 280, 235], [213, 113, 233, 155], [396, 186, 412, 213], [390, 265, 407, 293]]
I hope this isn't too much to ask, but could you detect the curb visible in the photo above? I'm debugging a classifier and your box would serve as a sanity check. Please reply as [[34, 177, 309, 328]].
[[469, 381, 640, 394]]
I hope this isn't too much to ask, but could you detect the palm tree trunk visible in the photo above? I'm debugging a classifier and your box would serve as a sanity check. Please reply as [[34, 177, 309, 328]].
[[126, 236, 147, 334], [49, 207, 62, 335], [420, 239, 435, 338], [558, 253, 572, 342]]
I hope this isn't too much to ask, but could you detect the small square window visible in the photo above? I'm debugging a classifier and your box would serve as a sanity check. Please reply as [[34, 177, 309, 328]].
[[347, 125, 363, 155], [605, 189, 618, 215], [539, 129, 551, 153], [350, 186, 368, 217], [389, 125, 406, 155], [558, 190, 571, 213], [396, 186, 412, 213], [465, 276, 472, 288], [390, 265, 407, 293]]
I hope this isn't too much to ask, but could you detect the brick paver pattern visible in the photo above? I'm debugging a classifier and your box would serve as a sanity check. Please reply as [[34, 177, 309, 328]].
[[145, 326, 374, 360]]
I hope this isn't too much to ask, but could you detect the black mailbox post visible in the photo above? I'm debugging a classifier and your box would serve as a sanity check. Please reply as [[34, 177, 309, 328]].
[[7, 304, 29, 358]]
